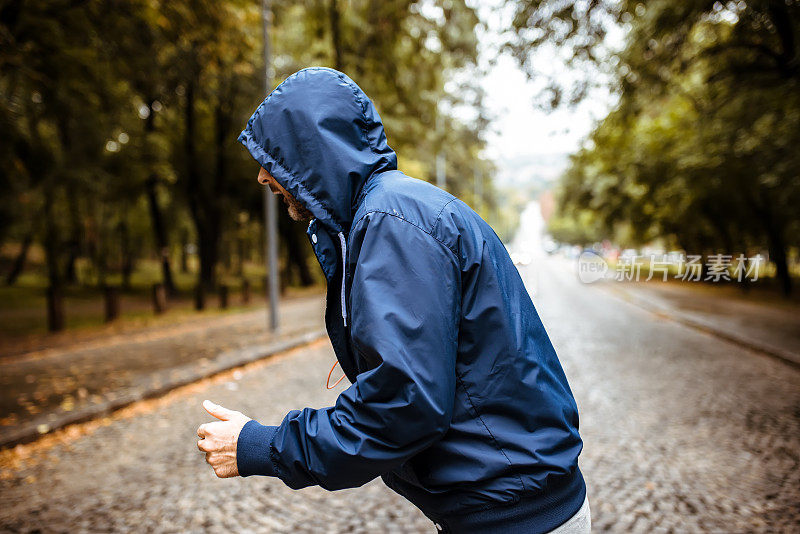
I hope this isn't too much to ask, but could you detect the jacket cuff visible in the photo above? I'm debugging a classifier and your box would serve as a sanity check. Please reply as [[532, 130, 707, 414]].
[[237, 420, 279, 478]]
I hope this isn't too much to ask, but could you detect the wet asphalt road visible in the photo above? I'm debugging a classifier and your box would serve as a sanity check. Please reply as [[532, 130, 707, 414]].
[[1, 207, 798, 532]]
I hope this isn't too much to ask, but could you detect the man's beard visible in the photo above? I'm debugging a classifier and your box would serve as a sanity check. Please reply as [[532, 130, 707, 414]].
[[281, 193, 314, 222]]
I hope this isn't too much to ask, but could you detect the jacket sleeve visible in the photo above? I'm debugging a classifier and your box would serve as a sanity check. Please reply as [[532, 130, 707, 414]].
[[236, 212, 461, 490]]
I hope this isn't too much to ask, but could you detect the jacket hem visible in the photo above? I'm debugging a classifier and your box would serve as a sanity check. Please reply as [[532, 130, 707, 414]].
[[427, 467, 586, 534]]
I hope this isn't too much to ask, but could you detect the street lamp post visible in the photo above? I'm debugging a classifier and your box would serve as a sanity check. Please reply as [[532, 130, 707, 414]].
[[474, 168, 483, 214], [436, 113, 446, 190], [262, 0, 279, 332]]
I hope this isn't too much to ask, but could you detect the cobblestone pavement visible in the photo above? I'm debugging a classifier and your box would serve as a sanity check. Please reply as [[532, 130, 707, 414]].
[[1, 235, 798, 531], [0, 341, 432, 533], [530, 259, 799, 532], [0, 296, 325, 439]]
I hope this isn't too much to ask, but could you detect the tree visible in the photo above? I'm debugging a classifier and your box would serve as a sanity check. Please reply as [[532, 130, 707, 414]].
[[510, 0, 800, 294], [0, 0, 503, 330]]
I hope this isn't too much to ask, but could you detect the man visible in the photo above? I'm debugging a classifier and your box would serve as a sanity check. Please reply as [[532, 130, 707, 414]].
[[197, 67, 590, 533]]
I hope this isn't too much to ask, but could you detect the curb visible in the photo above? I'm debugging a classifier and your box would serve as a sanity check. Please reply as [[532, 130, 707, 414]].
[[604, 285, 800, 370], [0, 329, 328, 450]]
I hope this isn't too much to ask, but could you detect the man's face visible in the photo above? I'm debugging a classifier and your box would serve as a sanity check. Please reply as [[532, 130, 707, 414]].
[[257, 167, 314, 222]]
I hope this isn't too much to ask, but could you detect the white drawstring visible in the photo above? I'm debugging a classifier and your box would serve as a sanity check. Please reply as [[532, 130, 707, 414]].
[[338, 232, 347, 327]]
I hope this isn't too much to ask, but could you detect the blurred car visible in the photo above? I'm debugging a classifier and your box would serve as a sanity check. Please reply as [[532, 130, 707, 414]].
[[511, 251, 533, 266]]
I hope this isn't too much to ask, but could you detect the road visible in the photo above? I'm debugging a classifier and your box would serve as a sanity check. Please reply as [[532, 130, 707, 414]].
[[1, 204, 798, 533], [0, 295, 325, 446]]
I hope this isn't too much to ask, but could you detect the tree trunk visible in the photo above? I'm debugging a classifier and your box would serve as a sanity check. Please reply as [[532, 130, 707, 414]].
[[47, 285, 64, 332], [218, 284, 228, 309], [63, 188, 81, 285], [183, 77, 205, 289], [766, 224, 792, 296], [5, 232, 32, 286], [180, 228, 190, 273], [223, 237, 233, 271], [241, 279, 250, 304], [96, 203, 110, 289], [766, 1, 797, 76], [145, 175, 176, 295], [54, 116, 79, 288], [43, 187, 60, 287], [104, 285, 120, 322], [119, 215, 134, 291], [196, 223, 220, 292], [210, 88, 230, 285], [43, 185, 64, 332], [329, 0, 344, 71], [183, 75, 225, 293], [144, 101, 176, 295], [152, 283, 167, 314], [750, 195, 792, 296], [194, 283, 205, 311], [236, 234, 245, 277]]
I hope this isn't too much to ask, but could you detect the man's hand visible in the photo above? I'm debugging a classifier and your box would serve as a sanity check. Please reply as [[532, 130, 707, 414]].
[[197, 400, 251, 478]]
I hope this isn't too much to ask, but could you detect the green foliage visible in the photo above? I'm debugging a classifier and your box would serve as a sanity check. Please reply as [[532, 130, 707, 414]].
[[0, 0, 497, 306], [510, 0, 800, 293], [273, 0, 500, 222]]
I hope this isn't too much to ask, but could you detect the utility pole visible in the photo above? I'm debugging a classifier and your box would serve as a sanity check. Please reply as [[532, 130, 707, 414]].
[[436, 114, 446, 190], [262, 0, 279, 332], [474, 167, 483, 214]]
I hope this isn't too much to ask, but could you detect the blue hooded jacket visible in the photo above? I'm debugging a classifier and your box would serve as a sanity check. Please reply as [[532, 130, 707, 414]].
[[236, 68, 585, 533]]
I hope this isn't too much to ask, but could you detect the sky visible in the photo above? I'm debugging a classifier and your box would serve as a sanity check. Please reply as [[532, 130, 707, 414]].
[[472, 0, 618, 189]]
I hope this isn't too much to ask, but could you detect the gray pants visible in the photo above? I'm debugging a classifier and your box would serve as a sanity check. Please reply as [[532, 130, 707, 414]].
[[548, 495, 591, 533]]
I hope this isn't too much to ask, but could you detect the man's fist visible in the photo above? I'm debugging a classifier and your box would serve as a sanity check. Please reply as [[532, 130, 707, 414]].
[[197, 400, 251, 478]]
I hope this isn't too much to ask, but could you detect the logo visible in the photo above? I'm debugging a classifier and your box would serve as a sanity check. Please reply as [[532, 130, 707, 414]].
[[577, 251, 608, 283]]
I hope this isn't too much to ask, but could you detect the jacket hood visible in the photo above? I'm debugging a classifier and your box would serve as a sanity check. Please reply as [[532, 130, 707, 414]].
[[238, 67, 397, 233]]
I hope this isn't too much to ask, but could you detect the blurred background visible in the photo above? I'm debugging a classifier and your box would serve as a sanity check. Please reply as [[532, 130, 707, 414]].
[[1, 1, 798, 532], [1, 0, 798, 338], [0, 0, 503, 341]]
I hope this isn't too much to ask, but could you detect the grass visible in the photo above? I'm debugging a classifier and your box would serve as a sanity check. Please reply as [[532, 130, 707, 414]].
[[0, 257, 324, 350]]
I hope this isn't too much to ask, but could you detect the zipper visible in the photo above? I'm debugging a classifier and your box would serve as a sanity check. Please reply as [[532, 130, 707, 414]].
[[338, 231, 347, 327]]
